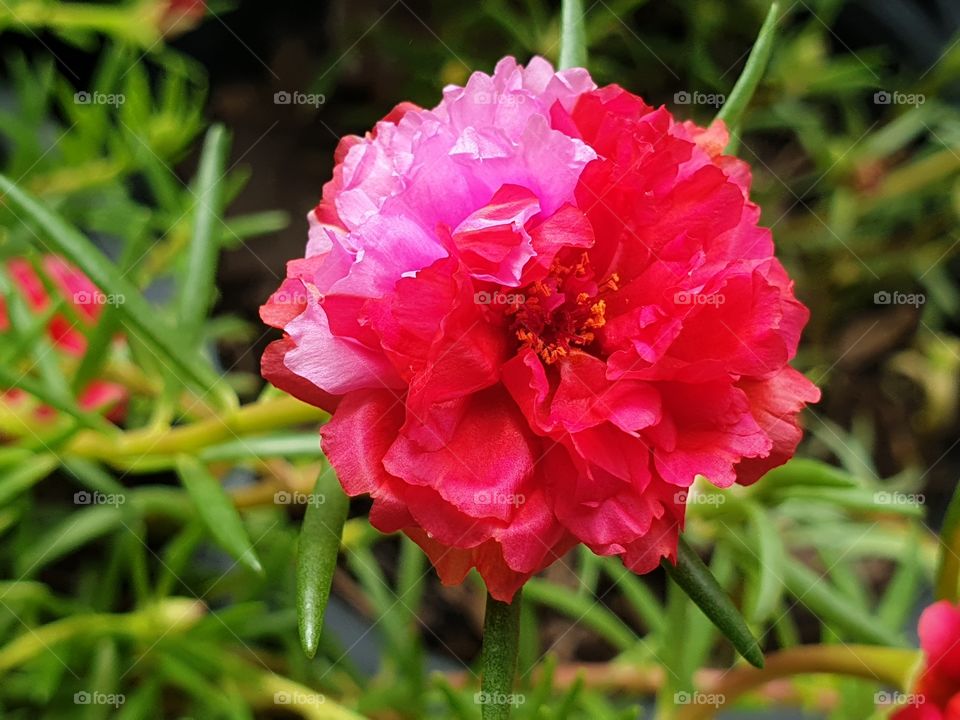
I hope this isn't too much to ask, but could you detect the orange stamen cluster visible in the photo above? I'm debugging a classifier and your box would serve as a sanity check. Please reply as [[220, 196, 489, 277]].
[[510, 255, 618, 364]]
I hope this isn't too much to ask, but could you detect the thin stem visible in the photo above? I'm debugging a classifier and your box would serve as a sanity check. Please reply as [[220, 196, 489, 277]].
[[245, 670, 365, 720], [558, 0, 588, 70], [65, 396, 326, 462], [0, 599, 204, 675], [480, 589, 523, 720], [675, 644, 919, 720]]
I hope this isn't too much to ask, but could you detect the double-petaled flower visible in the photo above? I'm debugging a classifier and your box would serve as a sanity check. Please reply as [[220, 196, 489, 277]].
[[892, 601, 960, 719], [261, 57, 819, 600]]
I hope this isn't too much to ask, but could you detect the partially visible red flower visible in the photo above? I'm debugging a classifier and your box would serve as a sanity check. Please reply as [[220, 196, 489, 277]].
[[0, 256, 127, 421], [892, 601, 960, 719], [260, 57, 819, 601], [159, 0, 206, 37]]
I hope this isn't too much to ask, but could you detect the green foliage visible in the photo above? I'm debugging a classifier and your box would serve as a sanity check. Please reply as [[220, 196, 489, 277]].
[[297, 469, 349, 658], [0, 1, 956, 719]]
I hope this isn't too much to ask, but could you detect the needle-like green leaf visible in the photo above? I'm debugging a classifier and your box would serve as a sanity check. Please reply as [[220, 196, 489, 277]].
[[0, 455, 57, 506], [600, 556, 665, 634], [0, 173, 236, 410], [199, 433, 324, 463], [297, 468, 349, 658], [936, 480, 960, 601], [878, 528, 921, 627], [662, 536, 765, 668], [782, 558, 903, 646], [72, 215, 150, 395], [743, 503, 786, 623], [715, 2, 780, 138], [175, 455, 262, 574], [524, 577, 636, 651], [752, 458, 862, 494], [17, 504, 126, 576], [177, 124, 229, 349]]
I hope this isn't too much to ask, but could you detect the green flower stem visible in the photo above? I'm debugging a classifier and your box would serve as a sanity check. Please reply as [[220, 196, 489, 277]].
[[558, 0, 588, 70], [480, 589, 523, 720], [66, 396, 326, 463], [27, 158, 128, 198], [220, 648, 365, 720], [0, 599, 204, 676], [444, 659, 890, 707], [0, 599, 363, 720], [247, 672, 365, 720], [675, 644, 919, 720]]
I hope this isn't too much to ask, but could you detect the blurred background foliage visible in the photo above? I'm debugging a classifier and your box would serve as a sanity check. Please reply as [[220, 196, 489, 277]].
[[0, 0, 958, 718]]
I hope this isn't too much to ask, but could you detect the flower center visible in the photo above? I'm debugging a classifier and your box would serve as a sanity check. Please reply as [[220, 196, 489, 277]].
[[509, 253, 618, 364]]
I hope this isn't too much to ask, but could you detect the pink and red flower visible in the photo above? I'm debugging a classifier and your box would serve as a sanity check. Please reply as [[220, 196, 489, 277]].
[[892, 601, 960, 719], [0, 256, 126, 421], [261, 57, 819, 601]]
